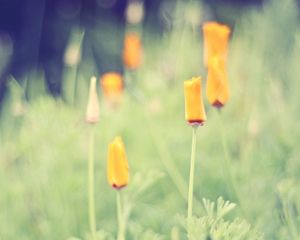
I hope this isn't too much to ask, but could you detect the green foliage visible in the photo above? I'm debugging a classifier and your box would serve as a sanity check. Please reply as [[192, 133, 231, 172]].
[[128, 223, 165, 240], [276, 179, 300, 239], [185, 198, 263, 240]]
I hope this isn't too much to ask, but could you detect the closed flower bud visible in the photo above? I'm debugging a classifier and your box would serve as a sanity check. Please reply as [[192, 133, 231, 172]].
[[123, 32, 142, 70], [107, 136, 129, 189], [101, 72, 123, 103], [184, 77, 207, 126], [203, 22, 230, 67], [206, 57, 229, 108], [86, 76, 100, 124]]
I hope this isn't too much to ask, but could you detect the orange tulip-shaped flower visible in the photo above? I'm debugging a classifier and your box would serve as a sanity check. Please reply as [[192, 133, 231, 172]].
[[86, 76, 100, 124], [203, 22, 231, 67], [206, 57, 229, 108], [101, 72, 123, 101], [107, 136, 129, 189], [123, 32, 142, 70], [184, 77, 207, 126]]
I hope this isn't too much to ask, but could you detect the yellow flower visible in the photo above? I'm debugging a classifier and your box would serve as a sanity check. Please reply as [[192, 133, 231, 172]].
[[86, 76, 100, 124], [101, 72, 123, 102], [206, 57, 229, 108], [203, 22, 230, 67], [123, 32, 142, 70], [107, 136, 129, 189], [184, 77, 207, 126]]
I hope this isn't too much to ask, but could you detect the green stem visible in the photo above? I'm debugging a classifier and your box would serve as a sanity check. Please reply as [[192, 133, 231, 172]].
[[217, 110, 243, 214], [88, 126, 96, 240], [143, 107, 202, 213], [117, 191, 125, 240], [146, 115, 187, 200], [187, 126, 198, 221], [282, 199, 298, 239]]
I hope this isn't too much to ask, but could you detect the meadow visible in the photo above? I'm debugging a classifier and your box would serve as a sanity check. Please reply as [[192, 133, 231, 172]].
[[0, 0, 300, 239]]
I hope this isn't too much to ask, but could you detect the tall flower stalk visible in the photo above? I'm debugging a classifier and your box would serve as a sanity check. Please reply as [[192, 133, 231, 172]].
[[107, 136, 129, 240], [86, 76, 100, 239], [184, 77, 206, 234], [117, 191, 125, 240], [187, 126, 198, 220], [88, 126, 96, 239], [202, 22, 240, 210], [216, 110, 243, 213]]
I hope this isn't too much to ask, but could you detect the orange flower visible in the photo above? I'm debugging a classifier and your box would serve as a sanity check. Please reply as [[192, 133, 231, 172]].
[[123, 32, 142, 70], [184, 77, 207, 126], [101, 72, 123, 101], [107, 136, 129, 189], [206, 57, 229, 108], [203, 22, 230, 67], [86, 76, 100, 124]]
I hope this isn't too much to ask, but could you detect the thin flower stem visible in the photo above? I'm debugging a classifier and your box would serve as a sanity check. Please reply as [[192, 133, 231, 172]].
[[146, 115, 187, 200], [217, 110, 244, 215], [187, 126, 198, 222], [142, 108, 202, 213], [117, 191, 125, 240], [88, 126, 96, 240]]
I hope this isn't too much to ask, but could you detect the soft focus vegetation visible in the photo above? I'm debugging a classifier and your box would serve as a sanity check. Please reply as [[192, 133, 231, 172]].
[[1, 0, 300, 239]]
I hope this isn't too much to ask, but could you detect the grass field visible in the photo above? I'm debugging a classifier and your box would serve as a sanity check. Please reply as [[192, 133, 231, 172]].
[[0, 0, 300, 239]]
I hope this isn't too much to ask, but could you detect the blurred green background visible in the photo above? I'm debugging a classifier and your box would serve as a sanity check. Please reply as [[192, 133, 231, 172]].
[[0, 0, 300, 239]]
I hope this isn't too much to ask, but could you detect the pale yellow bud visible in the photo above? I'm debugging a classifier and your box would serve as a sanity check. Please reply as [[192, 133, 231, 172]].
[[86, 76, 100, 124]]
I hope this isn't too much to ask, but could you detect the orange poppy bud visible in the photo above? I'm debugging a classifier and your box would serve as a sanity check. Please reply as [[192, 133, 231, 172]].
[[123, 32, 142, 70], [86, 76, 100, 124], [203, 22, 231, 67], [107, 136, 129, 189], [101, 72, 123, 101], [206, 57, 229, 108], [184, 77, 207, 126]]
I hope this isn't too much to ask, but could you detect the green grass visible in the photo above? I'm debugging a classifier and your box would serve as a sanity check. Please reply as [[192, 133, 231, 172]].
[[1, 0, 300, 239]]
